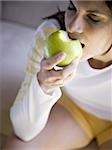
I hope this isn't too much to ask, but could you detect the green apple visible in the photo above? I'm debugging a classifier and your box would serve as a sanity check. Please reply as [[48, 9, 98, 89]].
[[45, 30, 82, 67]]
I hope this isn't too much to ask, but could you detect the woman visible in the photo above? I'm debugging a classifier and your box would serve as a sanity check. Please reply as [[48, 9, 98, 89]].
[[4, 0, 112, 149]]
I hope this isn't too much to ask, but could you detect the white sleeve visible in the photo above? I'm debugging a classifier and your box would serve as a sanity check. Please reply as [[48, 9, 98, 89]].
[[10, 19, 61, 142]]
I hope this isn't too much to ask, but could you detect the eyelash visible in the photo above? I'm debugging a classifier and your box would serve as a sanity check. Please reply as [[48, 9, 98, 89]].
[[87, 15, 100, 23], [67, 3, 100, 23]]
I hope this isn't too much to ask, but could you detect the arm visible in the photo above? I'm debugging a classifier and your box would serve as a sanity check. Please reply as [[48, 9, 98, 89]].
[[10, 20, 61, 142]]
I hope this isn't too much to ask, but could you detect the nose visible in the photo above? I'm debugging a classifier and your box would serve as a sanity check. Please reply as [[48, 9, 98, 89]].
[[67, 16, 84, 34]]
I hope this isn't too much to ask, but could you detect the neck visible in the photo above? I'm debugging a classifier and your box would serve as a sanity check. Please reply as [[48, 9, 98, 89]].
[[88, 58, 112, 69], [88, 45, 112, 69]]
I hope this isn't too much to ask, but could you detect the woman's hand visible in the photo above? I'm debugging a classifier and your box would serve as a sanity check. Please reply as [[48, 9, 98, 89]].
[[37, 52, 79, 95]]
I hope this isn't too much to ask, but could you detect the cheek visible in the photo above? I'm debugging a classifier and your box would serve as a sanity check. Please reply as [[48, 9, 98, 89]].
[[82, 30, 107, 59], [87, 26, 110, 49], [84, 32, 111, 60]]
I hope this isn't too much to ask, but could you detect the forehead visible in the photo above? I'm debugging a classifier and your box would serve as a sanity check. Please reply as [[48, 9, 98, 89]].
[[72, 0, 111, 15]]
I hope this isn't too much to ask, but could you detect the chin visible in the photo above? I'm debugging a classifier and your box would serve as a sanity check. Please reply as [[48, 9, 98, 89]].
[[80, 55, 90, 62]]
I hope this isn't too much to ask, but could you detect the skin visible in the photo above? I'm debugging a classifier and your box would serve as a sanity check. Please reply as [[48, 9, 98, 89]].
[[4, 104, 93, 150], [37, 1, 112, 148], [66, 0, 112, 58], [65, 0, 112, 68], [38, 0, 112, 94], [3, 0, 112, 149]]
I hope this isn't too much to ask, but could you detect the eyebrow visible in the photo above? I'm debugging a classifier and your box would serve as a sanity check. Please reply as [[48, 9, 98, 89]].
[[87, 10, 108, 18], [70, 0, 107, 17], [69, 0, 100, 13], [87, 10, 101, 13], [86, 10, 105, 15]]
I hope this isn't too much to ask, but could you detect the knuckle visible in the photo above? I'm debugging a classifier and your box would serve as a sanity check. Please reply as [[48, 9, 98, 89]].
[[41, 59, 51, 69], [46, 60, 51, 68], [39, 72, 48, 82], [59, 71, 65, 78], [54, 55, 60, 62]]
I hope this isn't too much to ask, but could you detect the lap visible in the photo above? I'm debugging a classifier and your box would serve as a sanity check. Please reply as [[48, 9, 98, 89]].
[[4, 103, 92, 150]]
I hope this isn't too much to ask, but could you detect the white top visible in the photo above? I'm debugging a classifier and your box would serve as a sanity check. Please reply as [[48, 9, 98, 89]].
[[10, 19, 112, 142], [63, 61, 112, 121]]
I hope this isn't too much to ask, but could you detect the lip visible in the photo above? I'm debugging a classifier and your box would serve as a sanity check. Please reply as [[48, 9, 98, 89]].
[[67, 33, 85, 48], [81, 43, 85, 48]]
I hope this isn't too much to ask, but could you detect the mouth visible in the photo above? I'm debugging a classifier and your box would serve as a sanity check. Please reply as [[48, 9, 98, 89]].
[[67, 33, 85, 48], [81, 43, 85, 48]]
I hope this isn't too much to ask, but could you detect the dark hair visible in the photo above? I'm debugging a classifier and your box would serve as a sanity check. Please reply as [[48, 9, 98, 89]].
[[43, 1, 112, 30], [106, 0, 112, 11], [43, 7, 65, 30]]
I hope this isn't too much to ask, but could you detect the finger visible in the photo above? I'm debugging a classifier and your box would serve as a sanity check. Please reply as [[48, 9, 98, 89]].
[[41, 52, 66, 70], [65, 58, 79, 70], [44, 79, 63, 87], [63, 72, 76, 85], [42, 69, 63, 83], [57, 58, 79, 79], [42, 84, 63, 90]]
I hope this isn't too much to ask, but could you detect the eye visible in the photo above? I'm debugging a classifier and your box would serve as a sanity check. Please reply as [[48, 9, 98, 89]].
[[87, 14, 100, 23]]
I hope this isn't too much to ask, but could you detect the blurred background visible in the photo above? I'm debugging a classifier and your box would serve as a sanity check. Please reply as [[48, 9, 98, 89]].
[[1, 0, 68, 28], [0, 0, 68, 148]]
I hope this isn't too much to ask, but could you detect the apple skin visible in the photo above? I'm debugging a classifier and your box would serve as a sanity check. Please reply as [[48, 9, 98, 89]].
[[45, 30, 82, 67]]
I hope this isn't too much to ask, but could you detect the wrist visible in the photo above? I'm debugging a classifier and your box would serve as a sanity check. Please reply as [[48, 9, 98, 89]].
[[41, 84, 55, 95], [37, 73, 55, 95]]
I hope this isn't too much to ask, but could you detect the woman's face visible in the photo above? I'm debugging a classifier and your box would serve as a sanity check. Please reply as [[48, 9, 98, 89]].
[[65, 0, 112, 61]]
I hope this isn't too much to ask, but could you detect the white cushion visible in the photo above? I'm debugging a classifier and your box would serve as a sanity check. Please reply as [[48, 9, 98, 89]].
[[0, 20, 35, 135]]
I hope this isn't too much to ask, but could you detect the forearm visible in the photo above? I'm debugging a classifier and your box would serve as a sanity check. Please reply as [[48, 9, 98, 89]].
[[10, 19, 61, 142], [10, 75, 61, 142]]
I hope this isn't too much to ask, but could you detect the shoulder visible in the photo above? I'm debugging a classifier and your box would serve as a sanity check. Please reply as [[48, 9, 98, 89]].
[[26, 19, 60, 75], [34, 19, 61, 39], [34, 9, 66, 37]]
